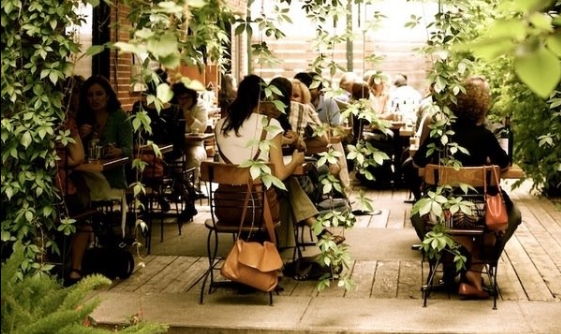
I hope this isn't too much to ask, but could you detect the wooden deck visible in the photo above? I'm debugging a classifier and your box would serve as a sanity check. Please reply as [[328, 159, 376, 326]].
[[102, 180, 561, 303]]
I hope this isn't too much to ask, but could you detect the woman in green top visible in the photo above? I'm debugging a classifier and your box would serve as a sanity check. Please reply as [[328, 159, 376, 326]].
[[77, 75, 133, 190]]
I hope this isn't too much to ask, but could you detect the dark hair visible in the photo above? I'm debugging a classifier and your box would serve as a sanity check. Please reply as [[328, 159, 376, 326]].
[[63, 75, 86, 115], [294, 71, 324, 91], [171, 82, 198, 106], [294, 72, 313, 87], [351, 82, 370, 100], [77, 75, 121, 126], [221, 74, 265, 136], [268, 76, 293, 131], [146, 69, 168, 95]]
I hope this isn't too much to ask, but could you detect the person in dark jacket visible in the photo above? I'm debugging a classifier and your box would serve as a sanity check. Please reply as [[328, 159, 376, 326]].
[[411, 75, 522, 299]]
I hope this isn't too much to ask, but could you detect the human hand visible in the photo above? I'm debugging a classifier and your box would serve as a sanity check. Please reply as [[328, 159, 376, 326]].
[[103, 143, 121, 158], [283, 131, 297, 145], [291, 149, 305, 165], [294, 136, 306, 152], [79, 124, 93, 138]]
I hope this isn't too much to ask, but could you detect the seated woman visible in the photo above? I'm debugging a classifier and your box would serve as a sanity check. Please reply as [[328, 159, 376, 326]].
[[130, 72, 193, 219], [293, 72, 351, 191], [411, 75, 522, 299], [215, 74, 345, 248], [56, 75, 91, 284], [76, 75, 133, 231], [171, 81, 209, 198]]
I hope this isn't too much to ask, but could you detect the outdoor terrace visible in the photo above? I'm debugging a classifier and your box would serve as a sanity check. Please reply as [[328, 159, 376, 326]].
[[90, 179, 561, 334]]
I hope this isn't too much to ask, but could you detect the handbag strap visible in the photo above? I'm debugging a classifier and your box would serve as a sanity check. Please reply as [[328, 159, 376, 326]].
[[483, 165, 503, 194], [263, 191, 277, 245], [235, 176, 277, 246], [236, 177, 254, 237]]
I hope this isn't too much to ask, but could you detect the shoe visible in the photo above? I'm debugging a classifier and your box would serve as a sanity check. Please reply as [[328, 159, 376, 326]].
[[64, 269, 83, 287], [178, 206, 197, 222], [333, 235, 346, 245], [157, 197, 171, 212], [193, 188, 207, 199], [458, 283, 489, 299], [318, 230, 346, 245]]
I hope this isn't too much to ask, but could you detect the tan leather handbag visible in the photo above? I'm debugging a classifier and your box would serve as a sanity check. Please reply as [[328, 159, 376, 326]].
[[220, 179, 283, 292]]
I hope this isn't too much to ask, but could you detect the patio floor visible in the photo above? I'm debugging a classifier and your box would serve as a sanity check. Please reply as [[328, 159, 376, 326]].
[[99, 179, 561, 304]]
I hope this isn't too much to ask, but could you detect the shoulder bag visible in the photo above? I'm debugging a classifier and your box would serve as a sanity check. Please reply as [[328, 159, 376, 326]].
[[484, 165, 509, 232], [220, 178, 283, 292]]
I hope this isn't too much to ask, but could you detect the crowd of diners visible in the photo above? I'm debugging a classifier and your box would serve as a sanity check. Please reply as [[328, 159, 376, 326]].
[[55, 70, 521, 300]]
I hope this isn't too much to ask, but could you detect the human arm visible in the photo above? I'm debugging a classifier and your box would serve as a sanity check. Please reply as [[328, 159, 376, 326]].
[[325, 98, 341, 126], [303, 104, 329, 149], [66, 131, 85, 167], [269, 133, 305, 181], [185, 101, 208, 133], [104, 110, 133, 158]]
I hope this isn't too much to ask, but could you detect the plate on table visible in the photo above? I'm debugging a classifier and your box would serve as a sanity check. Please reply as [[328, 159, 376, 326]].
[[390, 121, 405, 127]]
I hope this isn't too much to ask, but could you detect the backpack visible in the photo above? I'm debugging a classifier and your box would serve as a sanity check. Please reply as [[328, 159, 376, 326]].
[[82, 212, 135, 280], [82, 245, 134, 280]]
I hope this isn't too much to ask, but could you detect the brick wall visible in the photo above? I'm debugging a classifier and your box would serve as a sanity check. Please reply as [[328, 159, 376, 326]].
[[109, 0, 249, 110], [108, 3, 137, 111]]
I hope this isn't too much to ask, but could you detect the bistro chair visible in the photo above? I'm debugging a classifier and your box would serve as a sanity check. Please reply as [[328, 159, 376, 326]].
[[197, 161, 282, 305], [420, 164, 504, 309]]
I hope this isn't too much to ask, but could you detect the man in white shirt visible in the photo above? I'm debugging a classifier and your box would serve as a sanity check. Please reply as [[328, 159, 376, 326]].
[[388, 73, 422, 124]]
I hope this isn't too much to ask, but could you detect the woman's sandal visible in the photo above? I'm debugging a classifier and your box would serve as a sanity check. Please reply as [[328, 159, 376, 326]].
[[65, 269, 83, 287], [332, 235, 346, 245]]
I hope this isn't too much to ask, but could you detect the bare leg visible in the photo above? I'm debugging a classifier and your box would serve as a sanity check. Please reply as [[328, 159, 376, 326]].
[[69, 225, 93, 279]]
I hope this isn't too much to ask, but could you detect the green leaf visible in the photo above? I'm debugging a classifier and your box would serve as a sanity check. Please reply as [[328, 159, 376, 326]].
[[466, 39, 515, 60], [86, 44, 105, 56], [514, 46, 561, 98], [546, 33, 561, 57], [487, 19, 527, 40], [21, 132, 32, 148], [510, 0, 552, 13], [528, 12, 553, 32]]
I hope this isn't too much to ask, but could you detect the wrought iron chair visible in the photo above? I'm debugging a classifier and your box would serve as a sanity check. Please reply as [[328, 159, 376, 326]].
[[420, 164, 504, 309], [198, 161, 282, 305]]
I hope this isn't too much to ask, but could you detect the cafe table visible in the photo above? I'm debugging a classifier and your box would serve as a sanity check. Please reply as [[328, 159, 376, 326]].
[[136, 143, 174, 155], [74, 156, 131, 237], [185, 132, 214, 142], [74, 156, 130, 172]]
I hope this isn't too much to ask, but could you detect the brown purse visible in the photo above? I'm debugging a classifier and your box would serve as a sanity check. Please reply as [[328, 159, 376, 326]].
[[483, 165, 508, 232], [220, 179, 283, 292]]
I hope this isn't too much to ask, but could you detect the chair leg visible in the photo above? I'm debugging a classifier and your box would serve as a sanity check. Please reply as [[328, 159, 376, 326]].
[[489, 264, 498, 310], [421, 256, 440, 307]]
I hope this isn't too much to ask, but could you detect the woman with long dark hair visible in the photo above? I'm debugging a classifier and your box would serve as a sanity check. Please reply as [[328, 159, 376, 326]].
[[76, 75, 133, 190], [216, 74, 344, 247]]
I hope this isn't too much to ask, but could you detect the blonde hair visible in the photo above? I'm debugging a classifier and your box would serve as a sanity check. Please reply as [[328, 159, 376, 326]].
[[291, 78, 312, 105]]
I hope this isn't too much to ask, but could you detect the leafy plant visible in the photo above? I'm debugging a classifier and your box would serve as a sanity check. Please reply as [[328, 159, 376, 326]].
[[1, 0, 85, 274], [1, 242, 168, 333]]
